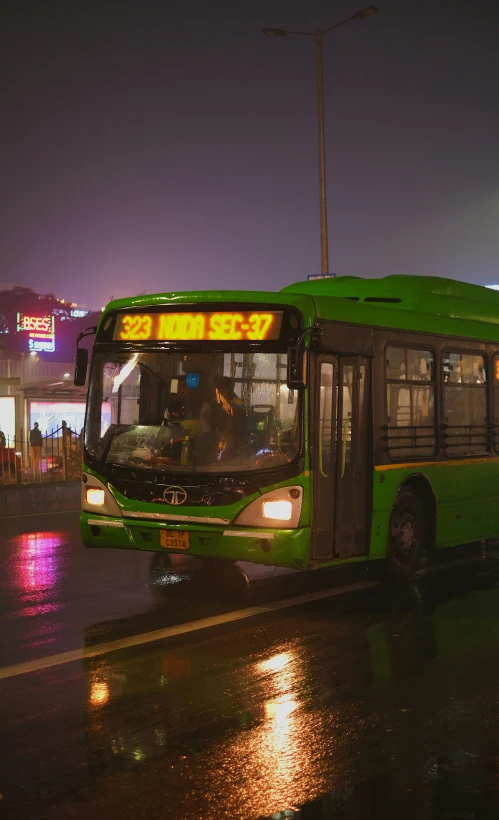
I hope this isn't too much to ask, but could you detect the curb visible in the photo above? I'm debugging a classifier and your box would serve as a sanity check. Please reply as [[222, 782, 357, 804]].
[[0, 481, 81, 518]]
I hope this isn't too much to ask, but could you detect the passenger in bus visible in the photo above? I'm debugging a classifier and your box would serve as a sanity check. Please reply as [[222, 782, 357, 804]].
[[214, 377, 247, 439]]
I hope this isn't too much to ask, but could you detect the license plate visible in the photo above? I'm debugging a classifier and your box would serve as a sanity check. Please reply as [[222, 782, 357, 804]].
[[160, 529, 190, 551]]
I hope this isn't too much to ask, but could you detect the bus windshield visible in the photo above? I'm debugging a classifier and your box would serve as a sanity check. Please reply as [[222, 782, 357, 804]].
[[85, 350, 300, 474]]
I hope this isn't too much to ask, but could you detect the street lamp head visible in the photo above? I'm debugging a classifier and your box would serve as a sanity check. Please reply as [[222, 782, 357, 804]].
[[262, 27, 287, 37], [350, 5, 378, 20]]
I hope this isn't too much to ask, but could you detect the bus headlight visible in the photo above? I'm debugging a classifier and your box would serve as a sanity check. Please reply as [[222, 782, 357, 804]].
[[233, 486, 303, 529], [82, 473, 122, 517], [262, 500, 293, 521], [86, 488, 105, 506]]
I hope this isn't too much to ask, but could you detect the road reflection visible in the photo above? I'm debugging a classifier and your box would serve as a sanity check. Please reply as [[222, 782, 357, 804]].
[[9, 531, 67, 616], [89, 679, 110, 707], [72, 561, 499, 820], [253, 650, 303, 807]]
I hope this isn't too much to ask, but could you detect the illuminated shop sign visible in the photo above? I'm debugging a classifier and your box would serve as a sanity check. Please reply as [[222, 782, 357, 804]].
[[16, 313, 56, 353], [70, 309, 89, 318], [113, 311, 284, 342]]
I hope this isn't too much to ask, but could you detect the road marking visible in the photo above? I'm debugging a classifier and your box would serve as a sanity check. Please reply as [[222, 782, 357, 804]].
[[0, 580, 379, 681]]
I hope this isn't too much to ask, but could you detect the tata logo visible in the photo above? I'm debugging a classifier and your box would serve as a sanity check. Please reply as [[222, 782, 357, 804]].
[[163, 486, 188, 505]]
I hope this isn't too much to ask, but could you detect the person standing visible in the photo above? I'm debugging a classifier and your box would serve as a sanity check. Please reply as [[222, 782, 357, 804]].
[[30, 422, 42, 470], [61, 420, 72, 455]]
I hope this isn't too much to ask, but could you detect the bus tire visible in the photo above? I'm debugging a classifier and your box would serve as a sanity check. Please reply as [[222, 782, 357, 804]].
[[386, 488, 425, 582]]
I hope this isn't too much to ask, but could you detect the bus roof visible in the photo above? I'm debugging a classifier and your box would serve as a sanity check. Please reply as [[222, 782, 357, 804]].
[[102, 290, 318, 329], [281, 275, 499, 344], [103, 275, 499, 344]]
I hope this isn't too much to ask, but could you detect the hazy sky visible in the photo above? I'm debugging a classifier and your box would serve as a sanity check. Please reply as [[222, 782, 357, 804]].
[[3, 0, 499, 308]]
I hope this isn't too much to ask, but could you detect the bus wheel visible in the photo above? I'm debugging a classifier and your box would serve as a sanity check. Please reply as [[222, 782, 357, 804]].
[[386, 488, 424, 581]]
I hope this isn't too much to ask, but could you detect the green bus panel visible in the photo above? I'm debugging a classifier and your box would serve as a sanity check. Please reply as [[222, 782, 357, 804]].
[[370, 459, 499, 559], [81, 513, 312, 570]]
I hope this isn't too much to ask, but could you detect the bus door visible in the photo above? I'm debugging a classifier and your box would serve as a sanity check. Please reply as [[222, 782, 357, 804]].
[[312, 357, 337, 559], [312, 356, 369, 560], [334, 358, 369, 557]]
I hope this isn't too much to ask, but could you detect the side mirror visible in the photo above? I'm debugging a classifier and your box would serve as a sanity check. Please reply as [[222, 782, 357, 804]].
[[286, 326, 323, 389], [287, 347, 307, 389], [74, 347, 88, 386], [74, 325, 97, 387]]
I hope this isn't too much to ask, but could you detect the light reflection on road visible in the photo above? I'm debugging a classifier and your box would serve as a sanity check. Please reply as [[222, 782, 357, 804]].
[[230, 644, 319, 814], [10, 531, 67, 616], [90, 679, 110, 707], [257, 649, 302, 807], [81, 637, 324, 815]]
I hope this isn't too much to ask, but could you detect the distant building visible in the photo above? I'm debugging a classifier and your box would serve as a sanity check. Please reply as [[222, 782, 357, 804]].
[[0, 286, 96, 446], [0, 358, 87, 452], [0, 286, 99, 362]]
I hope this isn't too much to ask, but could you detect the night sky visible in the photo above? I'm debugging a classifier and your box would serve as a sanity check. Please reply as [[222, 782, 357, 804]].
[[3, 0, 499, 309]]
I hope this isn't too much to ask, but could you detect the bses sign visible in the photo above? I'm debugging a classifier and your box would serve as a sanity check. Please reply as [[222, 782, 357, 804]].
[[16, 313, 56, 353]]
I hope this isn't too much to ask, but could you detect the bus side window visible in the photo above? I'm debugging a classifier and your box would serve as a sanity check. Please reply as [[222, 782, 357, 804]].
[[443, 352, 488, 455], [385, 346, 436, 460]]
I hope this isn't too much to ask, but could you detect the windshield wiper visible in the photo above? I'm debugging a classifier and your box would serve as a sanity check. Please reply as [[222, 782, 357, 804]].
[[97, 424, 134, 472]]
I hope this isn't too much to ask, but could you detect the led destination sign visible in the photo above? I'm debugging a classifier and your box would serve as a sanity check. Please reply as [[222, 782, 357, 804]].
[[113, 311, 284, 342]]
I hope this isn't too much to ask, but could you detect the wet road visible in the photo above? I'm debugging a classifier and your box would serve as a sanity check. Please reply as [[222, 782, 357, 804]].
[[2, 513, 499, 819]]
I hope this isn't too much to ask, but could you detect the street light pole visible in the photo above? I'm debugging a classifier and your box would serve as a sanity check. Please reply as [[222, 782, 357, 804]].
[[315, 29, 328, 274], [263, 6, 378, 276]]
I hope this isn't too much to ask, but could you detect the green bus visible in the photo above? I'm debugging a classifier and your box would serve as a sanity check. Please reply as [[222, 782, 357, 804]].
[[75, 275, 499, 579]]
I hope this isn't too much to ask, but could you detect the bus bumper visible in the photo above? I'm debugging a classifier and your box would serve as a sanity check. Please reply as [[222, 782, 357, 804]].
[[80, 512, 311, 570]]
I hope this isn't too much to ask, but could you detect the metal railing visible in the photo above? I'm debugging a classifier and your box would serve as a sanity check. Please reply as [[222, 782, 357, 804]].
[[0, 358, 75, 383], [0, 360, 21, 378], [382, 422, 493, 458], [0, 426, 82, 485]]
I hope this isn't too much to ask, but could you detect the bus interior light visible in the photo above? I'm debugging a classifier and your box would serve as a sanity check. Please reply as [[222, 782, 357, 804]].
[[262, 500, 293, 521], [86, 488, 105, 506]]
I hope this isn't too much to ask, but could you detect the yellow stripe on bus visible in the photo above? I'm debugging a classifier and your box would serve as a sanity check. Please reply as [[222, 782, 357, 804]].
[[375, 457, 499, 472]]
